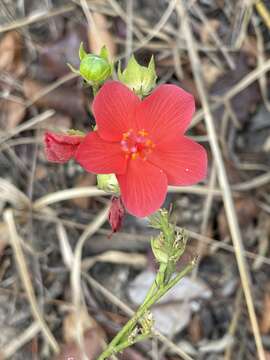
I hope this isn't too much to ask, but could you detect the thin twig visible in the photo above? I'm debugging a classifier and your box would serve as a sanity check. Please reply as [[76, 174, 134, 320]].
[[0, 4, 75, 33], [0, 110, 55, 145], [3, 209, 59, 354], [125, 0, 133, 61], [190, 58, 270, 129], [192, 3, 235, 69], [192, 165, 217, 278], [1, 322, 41, 359]]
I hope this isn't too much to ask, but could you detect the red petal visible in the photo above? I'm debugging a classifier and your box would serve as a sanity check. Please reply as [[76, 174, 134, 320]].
[[75, 131, 127, 174], [93, 81, 140, 141], [117, 159, 168, 217], [44, 131, 84, 163], [136, 84, 195, 143], [148, 136, 207, 185]]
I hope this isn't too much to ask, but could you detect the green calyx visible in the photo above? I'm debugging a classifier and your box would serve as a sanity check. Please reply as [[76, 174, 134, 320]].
[[68, 43, 112, 86], [118, 55, 157, 97], [149, 209, 188, 279], [97, 173, 120, 194], [66, 129, 85, 136]]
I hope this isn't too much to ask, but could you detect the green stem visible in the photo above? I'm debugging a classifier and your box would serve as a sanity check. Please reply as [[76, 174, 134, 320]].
[[92, 84, 99, 96], [97, 261, 194, 360], [97, 296, 154, 360], [110, 333, 152, 356]]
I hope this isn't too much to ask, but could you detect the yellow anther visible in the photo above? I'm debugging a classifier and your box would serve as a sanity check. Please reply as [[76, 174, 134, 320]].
[[138, 129, 148, 137], [131, 153, 138, 160]]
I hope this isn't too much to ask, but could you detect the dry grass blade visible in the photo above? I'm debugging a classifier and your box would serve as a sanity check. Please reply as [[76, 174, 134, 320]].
[[134, 0, 177, 51], [192, 4, 235, 70], [0, 178, 31, 209], [125, 0, 134, 61], [0, 110, 55, 145], [56, 219, 74, 269], [233, 171, 270, 191], [33, 187, 107, 210], [169, 185, 223, 196], [192, 166, 217, 278], [81, 250, 147, 270], [190, 58, 270, 129], [25, 73, 78, 110], [0, 4, 75, 33], [79, 0, 116, 58], [71, 205, 110, 357], [1, 322, 40, 359], [3, 209, 59, 354], [188, 230, 270, 266], [176, 3, 265, 359], [33, 185, 224, 213], [255, 0, 270, 29], [252, 17, 270, 111]]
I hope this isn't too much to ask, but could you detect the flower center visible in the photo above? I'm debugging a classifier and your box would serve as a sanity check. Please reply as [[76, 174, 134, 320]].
[[120, 129, 155, 160]]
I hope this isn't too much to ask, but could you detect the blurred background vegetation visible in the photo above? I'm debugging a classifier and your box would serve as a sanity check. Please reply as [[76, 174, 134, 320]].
[[0, 1, 270, 359]]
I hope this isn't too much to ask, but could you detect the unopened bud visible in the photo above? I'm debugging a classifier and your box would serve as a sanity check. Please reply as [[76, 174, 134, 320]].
[[68, 43, 112, 85], [108, 197, 125, 233], [118, 55, 157, 97], [44, 130, 85, 164], [151, 234, 169, 264], [97, 173, 119, 194]]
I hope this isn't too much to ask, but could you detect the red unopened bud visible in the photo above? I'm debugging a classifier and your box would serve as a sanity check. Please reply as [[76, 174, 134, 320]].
[[44, 131, 84, 163], [108, 197, 125, 234]]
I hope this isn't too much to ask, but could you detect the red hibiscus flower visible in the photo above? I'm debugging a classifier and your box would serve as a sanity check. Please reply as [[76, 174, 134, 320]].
[[45, 132, 84, 163], [75, 81, 207, 217]]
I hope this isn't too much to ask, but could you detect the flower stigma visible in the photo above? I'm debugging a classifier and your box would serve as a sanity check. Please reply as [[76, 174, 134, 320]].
[[120, 129, 155, 160]]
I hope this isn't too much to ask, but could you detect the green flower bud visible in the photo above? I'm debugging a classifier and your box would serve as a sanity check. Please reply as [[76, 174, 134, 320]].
[[68, 43, 112, 85], [97, 173, 119, 194], [118, 55, 157, 97]]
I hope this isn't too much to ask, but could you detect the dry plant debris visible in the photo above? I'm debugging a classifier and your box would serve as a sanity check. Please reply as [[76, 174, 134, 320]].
[[0, 0, 270, 359]]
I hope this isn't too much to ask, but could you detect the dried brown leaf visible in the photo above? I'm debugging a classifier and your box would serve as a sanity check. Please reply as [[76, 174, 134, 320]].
[[188, 314, 203, 343], [0, 31, 25, 76], [88, 13, 116, 58], [200, 19, 220, 44], [201, 60, 224, 87], [55, 328, 104, 360], [55, 308, 106, 360], [0, 100, 26, 130], [63, 308, 99, 343], [260, 291, 270, 334]]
